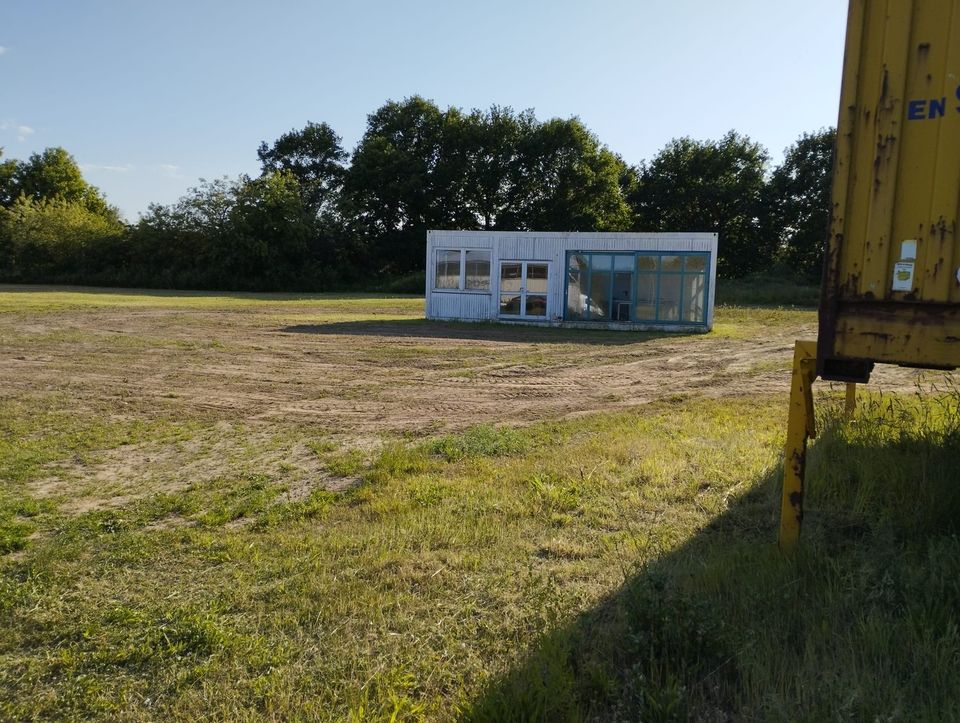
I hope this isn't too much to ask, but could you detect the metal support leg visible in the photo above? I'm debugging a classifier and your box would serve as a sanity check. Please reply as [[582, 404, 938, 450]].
[[844, 382, 857, 417], [779, 340, 818, 552]]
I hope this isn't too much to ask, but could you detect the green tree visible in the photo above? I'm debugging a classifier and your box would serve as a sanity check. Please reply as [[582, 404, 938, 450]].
[[230, 171, 314, 285], [0, 195, 125, 280], [343, 99, 633, 274], [503, 117, 632, 232], [4, 147, 117, 219], [631, 131, 773, 277], [457, 106, 536, 230], [257, 122, 348, 215], [767, 128, 836, 279], [131, 177, 240, 288], [342, 96, 472, 274], [130, 173, 319, 290], [0, 148, 17, 207]]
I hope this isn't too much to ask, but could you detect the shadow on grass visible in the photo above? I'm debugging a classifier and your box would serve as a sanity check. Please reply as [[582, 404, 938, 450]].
[[464, 397, 960, 721], [280, 319, 701, 346]]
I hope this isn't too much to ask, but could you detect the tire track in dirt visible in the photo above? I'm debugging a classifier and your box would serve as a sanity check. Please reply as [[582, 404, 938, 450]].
[[1, 307, 951, 436]]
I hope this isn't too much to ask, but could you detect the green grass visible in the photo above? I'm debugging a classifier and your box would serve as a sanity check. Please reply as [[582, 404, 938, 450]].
[[7, 386, 956, 720], [467, 389, 960, 722], [0, 390, 787, 720], [0, 286, 954, 720]]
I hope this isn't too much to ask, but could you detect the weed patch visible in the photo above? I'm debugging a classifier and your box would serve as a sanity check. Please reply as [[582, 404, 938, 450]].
[[428, 424, 529, 462]]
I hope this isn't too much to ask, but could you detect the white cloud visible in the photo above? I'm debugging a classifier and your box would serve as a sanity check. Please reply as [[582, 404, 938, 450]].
[[159, 163, 182, 179], [82, 163, 134, 173], [16, 125, 34, 142], [0, 46, 8, 56]]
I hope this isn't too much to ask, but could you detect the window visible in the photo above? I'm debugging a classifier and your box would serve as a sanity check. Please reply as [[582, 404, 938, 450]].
[[434, 249, 491, 292], [567, 254, 589, 319], [435, 250, 460, 289], [565, 251, 709, 325], [465, 250, 491, 290], [589, 255, 612, 320]]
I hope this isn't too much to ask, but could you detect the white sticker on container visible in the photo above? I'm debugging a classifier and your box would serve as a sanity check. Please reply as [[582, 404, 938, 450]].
[[892, 261, 915, 292], [900, 239, 917, 260]]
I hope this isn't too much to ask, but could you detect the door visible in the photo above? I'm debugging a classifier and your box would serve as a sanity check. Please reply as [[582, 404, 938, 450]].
[[499, 261, 549, 319]]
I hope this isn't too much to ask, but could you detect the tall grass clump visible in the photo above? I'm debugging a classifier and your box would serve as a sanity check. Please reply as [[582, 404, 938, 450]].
[[428, 424, 529, 462], [809, 381, 960, 537]]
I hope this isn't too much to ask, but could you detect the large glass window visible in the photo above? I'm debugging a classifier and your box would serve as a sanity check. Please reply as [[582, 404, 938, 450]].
[[681, 255, 707, 323], [435, 249, 491, 291], [567, 254, 589, 319], [612, 255, 633, 322], [589, 255, 612, 320], [658, 274, 682, 322], [565, 251, 709, 325], [683, 274, 706, 322], [635, 255, 658, 320]]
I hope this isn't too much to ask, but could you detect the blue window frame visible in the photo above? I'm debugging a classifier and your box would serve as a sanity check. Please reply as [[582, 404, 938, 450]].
[[564, 251, 710, 326]]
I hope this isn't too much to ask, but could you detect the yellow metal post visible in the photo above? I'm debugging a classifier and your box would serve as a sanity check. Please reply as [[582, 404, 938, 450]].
[[779, 340, 818, 552], [844, 382, 857, 417]]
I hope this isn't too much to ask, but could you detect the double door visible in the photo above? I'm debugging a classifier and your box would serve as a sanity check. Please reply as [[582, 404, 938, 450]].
[[499, 261, 549, 319]]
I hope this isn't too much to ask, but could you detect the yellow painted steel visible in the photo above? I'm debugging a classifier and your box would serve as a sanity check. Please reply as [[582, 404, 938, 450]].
[[779, 341, 819, 552], [782, 0, 960, 549], [819, 0, 960, 374], [845, 382, 857, 417]]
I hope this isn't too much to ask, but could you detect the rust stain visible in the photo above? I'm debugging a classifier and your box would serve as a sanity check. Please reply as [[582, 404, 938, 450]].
[[788, 489, 803, 523], [843, 271, 861, 295]]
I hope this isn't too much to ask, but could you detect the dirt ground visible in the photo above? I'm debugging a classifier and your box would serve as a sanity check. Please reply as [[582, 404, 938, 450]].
[[1, 290, 953, 515], [1, 297, 943, 437]]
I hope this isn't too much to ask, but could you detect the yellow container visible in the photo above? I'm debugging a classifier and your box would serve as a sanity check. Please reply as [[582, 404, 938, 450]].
[[819, 0, 960, 380]]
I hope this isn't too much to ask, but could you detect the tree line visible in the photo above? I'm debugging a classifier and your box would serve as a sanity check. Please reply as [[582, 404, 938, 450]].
[[0, 96, 835, 291]]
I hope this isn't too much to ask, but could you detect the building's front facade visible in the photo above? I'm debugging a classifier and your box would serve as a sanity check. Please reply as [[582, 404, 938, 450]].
[[425, 230, 718, 331]]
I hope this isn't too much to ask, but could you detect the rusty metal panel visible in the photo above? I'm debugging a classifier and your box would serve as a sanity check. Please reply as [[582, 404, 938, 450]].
[[819, 0, 960, 377]]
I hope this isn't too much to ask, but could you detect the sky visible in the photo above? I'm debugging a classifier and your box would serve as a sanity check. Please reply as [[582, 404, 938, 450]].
[[1, 1, 849, 221]]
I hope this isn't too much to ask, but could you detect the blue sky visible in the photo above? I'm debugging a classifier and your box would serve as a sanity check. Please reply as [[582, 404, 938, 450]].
[[1, 1, 848, 220]]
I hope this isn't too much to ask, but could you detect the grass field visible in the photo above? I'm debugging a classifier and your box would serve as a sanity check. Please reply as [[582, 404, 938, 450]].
[[1, 286, 958, 720]]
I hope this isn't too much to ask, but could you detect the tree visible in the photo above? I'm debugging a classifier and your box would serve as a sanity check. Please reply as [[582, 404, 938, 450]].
[[230, 171, 314, 285], [767, 129, 836, 279], [0, 147, 125, 282], [455, 106, 536, 230], [0, 148, 17, 207], [3, 147, 117, 219], [130, 173, 319, 290], [343, 99, 633, 274], [342, 96, 469, 274], [0, 195, 125, 279], [631, 131, 773, 277], [257, 122, 348, 215], [503, 117, 632, 232], [131, 177, 240, 288]]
